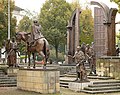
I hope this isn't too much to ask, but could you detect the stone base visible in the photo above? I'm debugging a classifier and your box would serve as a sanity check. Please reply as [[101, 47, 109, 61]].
[[17, 68, 60, 94], [7, 68, 19, 76], [69, 82, 92, 92], [97, 56, 120, 79]]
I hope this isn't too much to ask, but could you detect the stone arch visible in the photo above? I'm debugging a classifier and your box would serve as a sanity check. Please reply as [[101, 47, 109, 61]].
[[109, 8, 118, 23], [91, 1, 118, 57], [91, 1, 110, 23]]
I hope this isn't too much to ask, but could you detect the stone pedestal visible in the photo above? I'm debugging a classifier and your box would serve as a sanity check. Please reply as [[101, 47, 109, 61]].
[[17, 68, 60, 94], [7, 68, 19, 76], [69, 82, 91, 92]]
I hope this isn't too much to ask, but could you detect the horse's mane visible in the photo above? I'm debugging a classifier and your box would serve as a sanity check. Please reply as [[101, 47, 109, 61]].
[[16, 31, 46, 43], [16, 31, 44, 37]]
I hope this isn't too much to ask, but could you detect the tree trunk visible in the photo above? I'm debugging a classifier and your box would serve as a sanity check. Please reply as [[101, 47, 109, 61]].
[[0, 48, 1, 58], [55, 46, 58, 63]]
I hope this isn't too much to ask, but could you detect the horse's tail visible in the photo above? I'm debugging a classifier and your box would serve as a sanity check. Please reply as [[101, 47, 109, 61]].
[[43, 40, 46, 57]]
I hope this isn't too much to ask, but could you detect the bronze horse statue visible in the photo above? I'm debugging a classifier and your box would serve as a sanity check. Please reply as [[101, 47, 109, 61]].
[[16, 32, 50, 68]]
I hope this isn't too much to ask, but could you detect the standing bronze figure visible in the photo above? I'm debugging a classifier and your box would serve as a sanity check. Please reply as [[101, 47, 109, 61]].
[[8, 37, 19, 67], [89, 46, 96, 74], [73, 46, 87, 81], [2, 38, 19, 67]]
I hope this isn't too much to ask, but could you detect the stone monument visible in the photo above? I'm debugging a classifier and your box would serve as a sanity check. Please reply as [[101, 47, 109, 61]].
[[16, 26, 60, 94], [91, 1, 118, 58], [91, 1, 120, 79]]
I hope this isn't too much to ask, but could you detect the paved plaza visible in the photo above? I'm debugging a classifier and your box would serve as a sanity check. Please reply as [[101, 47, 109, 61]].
[[0, 87, 120, 95]]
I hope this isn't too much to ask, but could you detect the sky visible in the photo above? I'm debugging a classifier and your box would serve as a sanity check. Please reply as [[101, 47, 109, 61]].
[[15, 0, 118, 13], [14, 0, 120, 32]]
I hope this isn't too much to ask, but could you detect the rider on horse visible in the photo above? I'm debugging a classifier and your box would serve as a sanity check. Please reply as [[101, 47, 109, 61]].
[[28, 20, 42, 46]]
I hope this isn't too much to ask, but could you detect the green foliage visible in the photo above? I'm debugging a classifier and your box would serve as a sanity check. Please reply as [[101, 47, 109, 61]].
[[20, 55, 26, 59], [18, 42, 26, 55], [110, 0, 120, 12], [18, 16, 32, 32], [80, 7, 94, 44], [80, 31, 93, 44], [116, 31, 120, 46], [0, 0, 16, 47], [49, 49, 64, 62], [39, 0, 72, 59], [70, 0, 81, 11], [39, 0, 94, 61]]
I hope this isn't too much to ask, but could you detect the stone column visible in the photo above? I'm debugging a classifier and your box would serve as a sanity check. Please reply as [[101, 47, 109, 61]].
[[75, 8, 80, 52], [65, 8, 81, 64], [66, 24, 73, 64], [108, 9, 118, 55]]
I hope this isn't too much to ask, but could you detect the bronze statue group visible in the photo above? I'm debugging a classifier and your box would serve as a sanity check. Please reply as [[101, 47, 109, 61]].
[[2, 20, 96, 78], [2, 20, 50, 69], [71, 42, 96, 82]]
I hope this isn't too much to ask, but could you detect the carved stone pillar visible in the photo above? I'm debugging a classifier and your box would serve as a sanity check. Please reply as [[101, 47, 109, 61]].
[[65, 8, 81, 64]]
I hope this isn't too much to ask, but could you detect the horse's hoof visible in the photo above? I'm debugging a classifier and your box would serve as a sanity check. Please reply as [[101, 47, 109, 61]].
[[43, 66, 46, 69], [33, 66, 35, 69]]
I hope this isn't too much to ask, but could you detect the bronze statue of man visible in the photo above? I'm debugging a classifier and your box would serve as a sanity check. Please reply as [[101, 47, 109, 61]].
[[29, 20, 42, 45], [89, 45, 96, 75], [81, 42, 86, 54], [73, 46, 87, 81], [8, 37, 19, 67]]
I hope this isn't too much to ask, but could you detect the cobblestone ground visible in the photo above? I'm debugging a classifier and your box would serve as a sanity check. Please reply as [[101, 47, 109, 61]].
[[0, 87, 120, 95]]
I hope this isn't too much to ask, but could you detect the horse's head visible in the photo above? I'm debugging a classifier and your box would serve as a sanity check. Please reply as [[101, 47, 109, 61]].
[[16, 32, 30, 43]]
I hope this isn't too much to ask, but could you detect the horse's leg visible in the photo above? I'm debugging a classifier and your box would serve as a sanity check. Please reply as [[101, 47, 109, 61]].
[[32, 53, 36, 69], [14, 53, 17, 67], [25, 44, 28, 63], [25, 51, 27, 63], [27, 52, 31, 68], [39, 51, 46, 69]]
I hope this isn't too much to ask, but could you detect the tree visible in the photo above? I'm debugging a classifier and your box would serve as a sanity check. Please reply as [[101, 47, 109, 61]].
[[80, 7, 94, 44], [0, 0, 16, 47], [39, 0, 72, 60], [110, 0, 120, 12], [18, 16, 32, 32], [116, 29, 120, 46]]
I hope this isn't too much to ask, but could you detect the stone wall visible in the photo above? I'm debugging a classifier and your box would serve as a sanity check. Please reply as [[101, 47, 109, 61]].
[[59, 65, 76, 75], [97, 56, 120, 79], [7, 68, 19, 76], [17, 68, 60, 94]]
